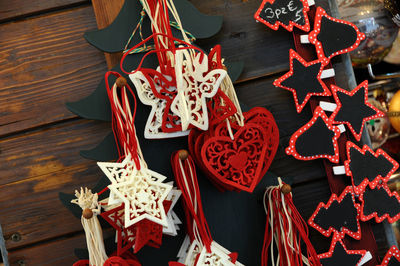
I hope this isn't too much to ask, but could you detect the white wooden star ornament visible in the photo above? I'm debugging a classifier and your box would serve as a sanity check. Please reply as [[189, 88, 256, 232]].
[[177, 237, 244, 266], [98, 154, 173, 228]]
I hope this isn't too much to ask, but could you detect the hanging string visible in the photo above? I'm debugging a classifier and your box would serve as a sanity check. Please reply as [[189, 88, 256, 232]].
[[262, 178, 320, 266], [120, 32, 203, 75], [121, 0, 204, 76], [123, 8, 195, 55], [171, 150, 213, 252], [104, 71, 145, 169], [139, 0, 176, 73], [123, 9, 148, 54]]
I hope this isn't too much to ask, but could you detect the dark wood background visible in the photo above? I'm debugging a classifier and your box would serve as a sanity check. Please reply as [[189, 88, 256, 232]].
[[0, 0, 389, 265]]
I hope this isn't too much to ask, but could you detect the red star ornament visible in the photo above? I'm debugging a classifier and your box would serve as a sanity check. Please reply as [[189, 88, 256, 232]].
[[101, 204, 136, 256], [133, 200, 172, 253]]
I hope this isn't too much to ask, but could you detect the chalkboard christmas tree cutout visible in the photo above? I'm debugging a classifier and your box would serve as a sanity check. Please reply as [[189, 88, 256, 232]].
[[318, 236, 366, 266], [254, 0, 310, 32], [360, 183, 400, 223], [308, 186, 361, 240], [379, 246, 400, 266], [273, 49, 331, 113], [286, 106, 341, 163], [344, 141, 399, 195], [308, 7, 365, 64], [329, 80, 384, 141]]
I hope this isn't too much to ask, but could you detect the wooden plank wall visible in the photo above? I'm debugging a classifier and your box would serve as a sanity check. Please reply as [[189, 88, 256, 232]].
[[0, 0, 389, 265]]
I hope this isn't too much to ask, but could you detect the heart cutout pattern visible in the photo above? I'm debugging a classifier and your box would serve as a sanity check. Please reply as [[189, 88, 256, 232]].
[[194, 107, 279, 192], [201, 123, 268, 192]]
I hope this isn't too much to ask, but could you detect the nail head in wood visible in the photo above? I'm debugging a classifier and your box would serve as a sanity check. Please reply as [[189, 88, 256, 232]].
[[82, 208, 93, 219], [116, 77, 127, 88], [11, 232, 21, 242], [178, 149, 189, 160], [281, 184, 292, 195]]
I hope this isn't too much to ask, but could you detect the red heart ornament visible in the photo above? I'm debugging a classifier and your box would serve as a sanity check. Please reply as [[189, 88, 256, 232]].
[[201, 123, 269, 192], [191, 107, 279, 192], [213, 107, 280, 184]]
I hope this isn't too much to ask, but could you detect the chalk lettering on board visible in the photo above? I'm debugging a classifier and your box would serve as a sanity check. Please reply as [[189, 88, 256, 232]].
[[294, 8, 303, 22], [288, 0, 297, 12], [264, 8, 275, 19], [259, 0, 305, 26]]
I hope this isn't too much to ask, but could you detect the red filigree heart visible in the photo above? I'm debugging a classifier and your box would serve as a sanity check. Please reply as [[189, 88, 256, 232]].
[[191, 107, 279, 192], [201, 123, 268, 192], [189, 128, 231, 192], [229, 151, 248, 170], [214, 107, 280, 184]]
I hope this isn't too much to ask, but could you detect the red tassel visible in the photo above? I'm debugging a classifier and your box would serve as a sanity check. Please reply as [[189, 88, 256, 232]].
[[262, 179, 320, 266]]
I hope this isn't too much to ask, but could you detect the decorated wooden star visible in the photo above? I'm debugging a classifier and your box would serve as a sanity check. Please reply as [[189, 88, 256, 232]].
[[329, 81, 384, 141], [98, 155, 173, 227], [101, 204, 136, 256], [344, 141, 399, 194], [318, 235, 366, 266], [308, 7, 365, 65], [254, 0, 310, 32], [134, 200, 173, 253], [286, 106, 341, 163], [197, 241, 243, 266], [378, 246, 400, 266], [359, 183, 400, 223], [170, 48, 227, 131], [178, 239, 244, 266], [133, 211, 167, 253], [308, 186, 361, 240], [273, 49, 331, 113], [163, 188, 182, 236]]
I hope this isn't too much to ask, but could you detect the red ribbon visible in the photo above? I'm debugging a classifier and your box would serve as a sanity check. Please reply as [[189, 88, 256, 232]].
[[104, 71, 141, 168], [171, 151, 213, 252], [262, 185, 320, 266]]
